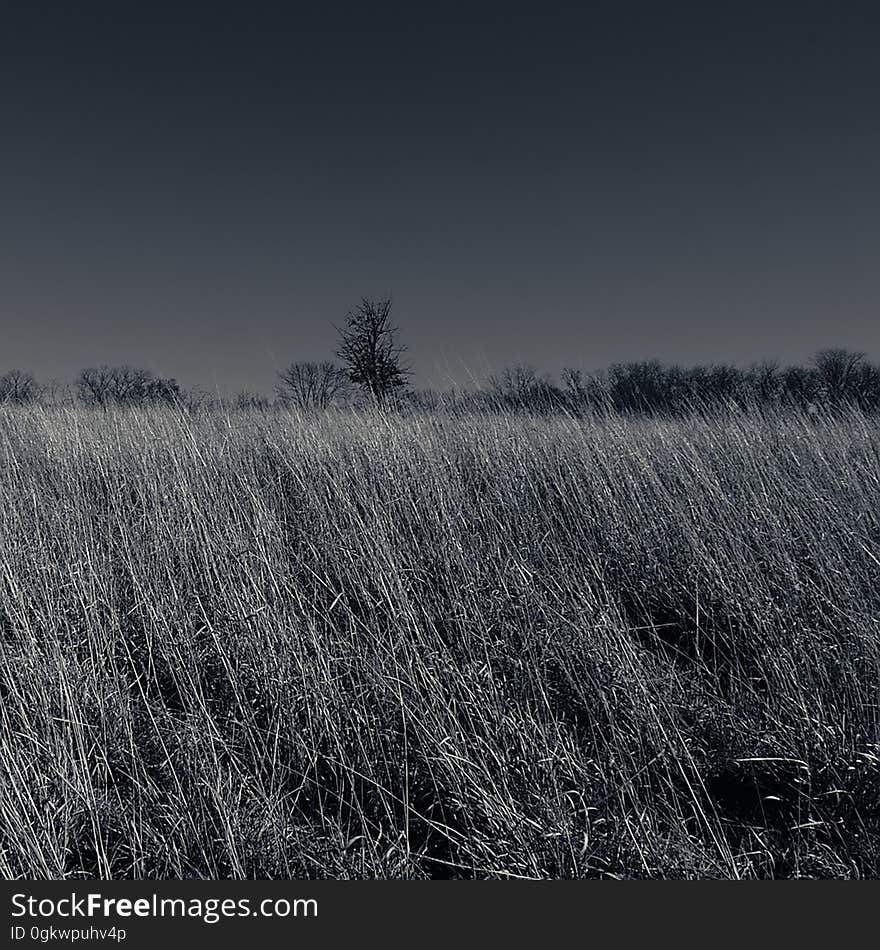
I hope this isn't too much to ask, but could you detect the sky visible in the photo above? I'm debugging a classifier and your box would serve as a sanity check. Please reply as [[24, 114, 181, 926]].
[[2, 1, 879, 394]]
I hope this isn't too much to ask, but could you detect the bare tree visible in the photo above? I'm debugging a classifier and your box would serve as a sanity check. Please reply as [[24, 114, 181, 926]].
[[813, 348, 865, 402], [277, 361, 349, 410], [0, 370, 40, 404], [488, 365, 540, 401], [561, 367, 585, 396], [781, 365, 821, 406], [77, 366, 180, 407], [850, 360, 880, 410], [77, 367, 112, 406], [487, 365, 564, 412], [746, 361, 782, 404], [78, 366, 138, 406], [336, 298, 410, 406]]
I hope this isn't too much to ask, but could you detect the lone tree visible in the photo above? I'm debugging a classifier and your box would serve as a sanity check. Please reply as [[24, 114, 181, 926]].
[[336, 297, 410, 406], [277, 361, 349, 410]]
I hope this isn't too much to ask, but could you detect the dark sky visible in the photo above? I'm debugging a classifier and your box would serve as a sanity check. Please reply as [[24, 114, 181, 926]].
[[2, 2, 879, 393]]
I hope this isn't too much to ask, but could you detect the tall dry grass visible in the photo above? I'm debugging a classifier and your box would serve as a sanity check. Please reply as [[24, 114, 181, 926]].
[[0, 405, 878, 878]]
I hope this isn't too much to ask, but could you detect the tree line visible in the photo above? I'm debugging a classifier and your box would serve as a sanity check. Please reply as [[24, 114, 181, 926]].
[[1, 298, 878, 413], [480, 348, 880, 414]]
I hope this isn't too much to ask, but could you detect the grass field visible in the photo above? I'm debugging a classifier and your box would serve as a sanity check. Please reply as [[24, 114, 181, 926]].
[[1, 405, 878, 879]]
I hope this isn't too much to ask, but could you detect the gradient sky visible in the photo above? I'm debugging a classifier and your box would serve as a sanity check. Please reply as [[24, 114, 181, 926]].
[[2, 2, 879, 393]]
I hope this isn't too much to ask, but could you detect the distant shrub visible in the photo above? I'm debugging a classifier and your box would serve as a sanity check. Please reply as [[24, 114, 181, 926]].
[[276, 361, 350, 410]]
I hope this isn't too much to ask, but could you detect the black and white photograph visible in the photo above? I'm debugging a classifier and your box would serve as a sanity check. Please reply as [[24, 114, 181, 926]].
[[1, 0, 880, 899]]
